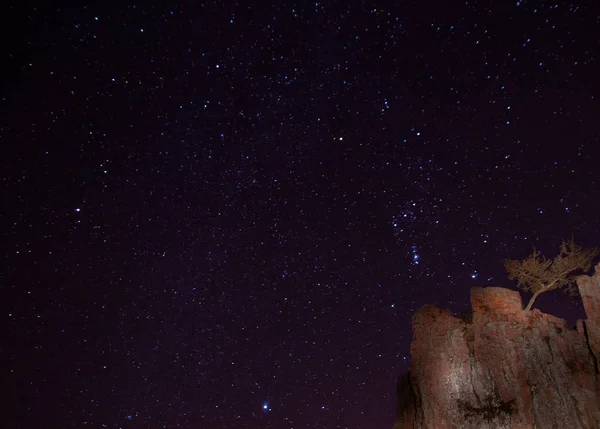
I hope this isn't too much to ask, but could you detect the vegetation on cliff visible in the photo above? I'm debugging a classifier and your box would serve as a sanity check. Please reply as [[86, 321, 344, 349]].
[[504, 238, 598, 311]]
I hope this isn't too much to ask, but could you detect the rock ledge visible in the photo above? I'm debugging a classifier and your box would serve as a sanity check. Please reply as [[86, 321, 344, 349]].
[[394, 264, 600, 429]]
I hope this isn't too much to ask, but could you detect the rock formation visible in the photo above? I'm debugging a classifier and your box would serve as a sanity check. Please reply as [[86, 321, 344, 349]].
[[394, 263, 600, 429]]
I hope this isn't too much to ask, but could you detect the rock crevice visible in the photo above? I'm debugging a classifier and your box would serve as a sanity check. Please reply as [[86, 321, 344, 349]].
[[394, 264, 600, 429]]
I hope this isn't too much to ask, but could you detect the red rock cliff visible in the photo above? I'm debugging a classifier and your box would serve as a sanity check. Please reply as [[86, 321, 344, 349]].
[[394, 264, 600, 429]]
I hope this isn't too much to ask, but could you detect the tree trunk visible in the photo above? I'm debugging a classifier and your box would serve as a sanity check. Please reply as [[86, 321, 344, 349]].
[[524, 290, 542, 311]]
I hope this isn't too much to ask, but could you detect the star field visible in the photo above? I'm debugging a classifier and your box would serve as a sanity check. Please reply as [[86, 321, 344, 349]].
[[2, 1, 600, 428]]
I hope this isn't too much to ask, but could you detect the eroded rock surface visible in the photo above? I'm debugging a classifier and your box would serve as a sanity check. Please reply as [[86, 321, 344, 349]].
[[394, 264, 600, 429]]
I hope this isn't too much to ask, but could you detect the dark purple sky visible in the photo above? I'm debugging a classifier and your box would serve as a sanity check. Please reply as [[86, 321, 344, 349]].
[[2, 1, 599, 428]]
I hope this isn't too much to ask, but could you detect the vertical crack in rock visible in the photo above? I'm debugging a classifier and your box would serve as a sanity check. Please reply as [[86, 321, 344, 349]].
[[528, 383, 536, 428], [582, 320, 599, 374], [468, 351, 481, 409], [406, 374, 418, 429]]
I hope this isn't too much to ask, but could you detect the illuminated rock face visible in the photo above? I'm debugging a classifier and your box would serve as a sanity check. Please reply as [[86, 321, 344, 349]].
[[578, 264, 600, 365], [394, 264, 600, 429]]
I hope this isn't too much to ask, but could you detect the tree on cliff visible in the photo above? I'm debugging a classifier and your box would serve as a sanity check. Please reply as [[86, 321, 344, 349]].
[[505, 238, 599, 311]]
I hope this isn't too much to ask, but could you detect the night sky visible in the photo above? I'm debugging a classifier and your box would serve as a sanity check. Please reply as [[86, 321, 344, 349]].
[[2, 1, 600, 428]]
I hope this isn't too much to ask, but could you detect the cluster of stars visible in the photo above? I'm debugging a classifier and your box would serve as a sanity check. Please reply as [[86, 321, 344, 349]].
[[3, 1, 599, 429]]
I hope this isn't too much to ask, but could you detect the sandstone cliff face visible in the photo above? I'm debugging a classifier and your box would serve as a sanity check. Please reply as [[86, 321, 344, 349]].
[[394, 264, 600, 429]]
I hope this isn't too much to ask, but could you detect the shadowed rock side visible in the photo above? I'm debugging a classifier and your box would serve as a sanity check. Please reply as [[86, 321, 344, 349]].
[[394, 264, 600, 429]]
